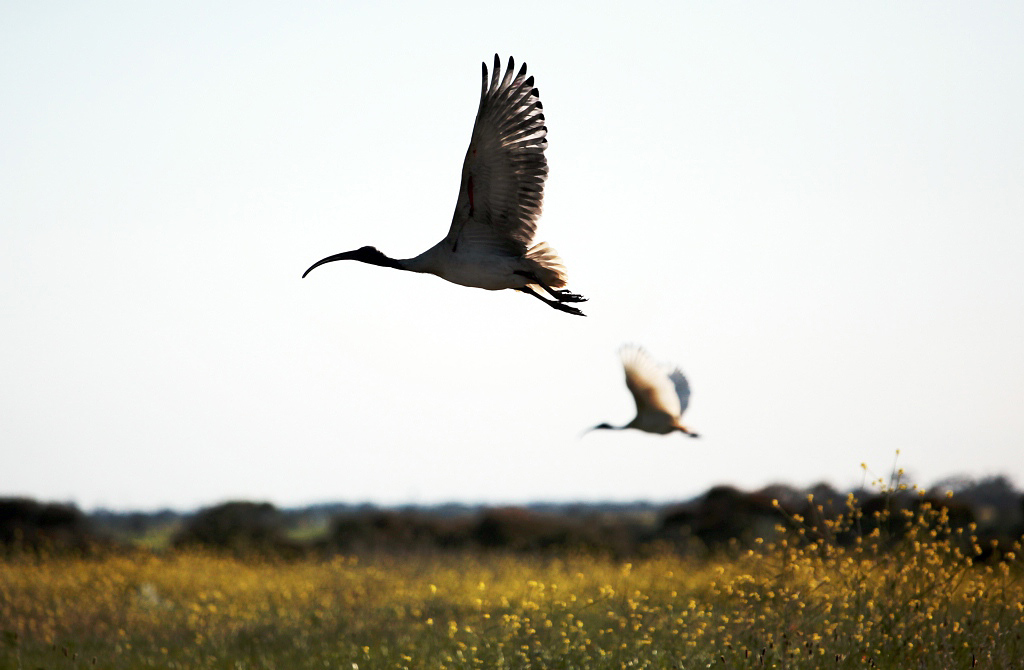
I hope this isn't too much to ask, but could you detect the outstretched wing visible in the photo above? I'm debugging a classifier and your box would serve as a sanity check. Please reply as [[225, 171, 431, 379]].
[[668, 368, 692, 415], [619, 345, 683, 420], [445, 55, 548, 256]]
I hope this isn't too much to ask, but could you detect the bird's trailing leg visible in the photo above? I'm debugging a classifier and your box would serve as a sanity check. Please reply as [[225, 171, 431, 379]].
[[547, 287, 588, 303], [513, 271, 588, 303], [517, 286, 586, 316]]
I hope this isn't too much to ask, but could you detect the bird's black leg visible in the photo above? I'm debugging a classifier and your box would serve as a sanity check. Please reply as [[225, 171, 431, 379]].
[[547, 286, 588, 303], [513, 271, 588, 303], [517, 286, 586, 316]]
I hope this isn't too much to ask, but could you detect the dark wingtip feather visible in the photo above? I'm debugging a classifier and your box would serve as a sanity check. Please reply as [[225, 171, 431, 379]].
[[490, 54, 501, 91], [524, 75, 534, 87]]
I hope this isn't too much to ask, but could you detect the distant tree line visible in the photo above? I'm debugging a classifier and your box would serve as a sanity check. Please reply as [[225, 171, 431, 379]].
[[3, 476, 1022, 560]]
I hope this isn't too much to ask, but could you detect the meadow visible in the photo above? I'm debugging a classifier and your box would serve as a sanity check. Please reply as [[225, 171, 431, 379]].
[[2, 494, 1022, 669]]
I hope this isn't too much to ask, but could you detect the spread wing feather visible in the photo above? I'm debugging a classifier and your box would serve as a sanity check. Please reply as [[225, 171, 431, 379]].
[[668, 369, 692, 415], [620, 345, 688, 420], [445, 55, 548, 256]]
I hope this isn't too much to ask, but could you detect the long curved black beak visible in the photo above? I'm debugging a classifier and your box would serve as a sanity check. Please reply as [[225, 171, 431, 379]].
[[581, 424, 614, 438], [302, 251, 356, 278]]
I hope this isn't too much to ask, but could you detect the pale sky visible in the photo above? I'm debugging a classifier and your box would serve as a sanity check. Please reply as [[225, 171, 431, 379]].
[[3, 2, 1023, 511]]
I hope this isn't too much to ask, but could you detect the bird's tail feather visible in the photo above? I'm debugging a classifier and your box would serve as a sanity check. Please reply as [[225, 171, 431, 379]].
[[524, 241, 568, 289]]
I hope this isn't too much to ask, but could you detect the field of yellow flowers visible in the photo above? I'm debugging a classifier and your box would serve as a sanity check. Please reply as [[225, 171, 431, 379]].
[[2, 498, 1022, 669]]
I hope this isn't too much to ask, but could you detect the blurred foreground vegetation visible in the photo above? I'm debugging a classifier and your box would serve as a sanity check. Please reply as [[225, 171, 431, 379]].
[[2, 474, 1023, 668]]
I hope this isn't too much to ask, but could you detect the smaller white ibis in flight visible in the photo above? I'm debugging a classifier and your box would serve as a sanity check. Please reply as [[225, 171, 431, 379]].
[[588, 345, 700, 438], [303, 55, 587, 316]]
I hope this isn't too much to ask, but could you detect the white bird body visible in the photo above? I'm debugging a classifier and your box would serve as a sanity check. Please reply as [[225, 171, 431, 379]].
[[589, 346, 700, 438], [626, 411, 683, 435], [403, 240, 564, 292], [303, 55, 586, 316]]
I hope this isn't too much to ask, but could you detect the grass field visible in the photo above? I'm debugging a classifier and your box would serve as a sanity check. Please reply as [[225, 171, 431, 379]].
[[2, 497, 1022, 670]]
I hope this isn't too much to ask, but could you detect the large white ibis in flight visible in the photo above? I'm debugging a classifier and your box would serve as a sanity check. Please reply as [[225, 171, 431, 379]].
[[588, 346, 700, 437], [303, 55, 587, 316]]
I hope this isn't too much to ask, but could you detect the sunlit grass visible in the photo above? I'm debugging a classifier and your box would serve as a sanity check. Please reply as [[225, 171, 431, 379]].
[[3, 506, 1022, 669], [129, 521, 183, 552], [2, 463, 1022, 669]]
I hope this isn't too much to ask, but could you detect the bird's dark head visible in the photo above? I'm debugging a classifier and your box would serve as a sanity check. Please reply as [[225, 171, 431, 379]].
[[302, 246, 403, 278]]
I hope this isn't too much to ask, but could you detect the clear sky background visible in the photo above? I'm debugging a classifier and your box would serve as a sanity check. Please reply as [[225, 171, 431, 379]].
[[3, 2, 1022, 511]]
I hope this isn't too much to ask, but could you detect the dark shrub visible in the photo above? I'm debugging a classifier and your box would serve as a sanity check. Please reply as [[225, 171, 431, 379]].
[[0, 497, 98, 554], [173, 501, 298, 556], [472, 507, 571, 552], [328, 509, 473, 552], [659, 485, 787, 551]]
